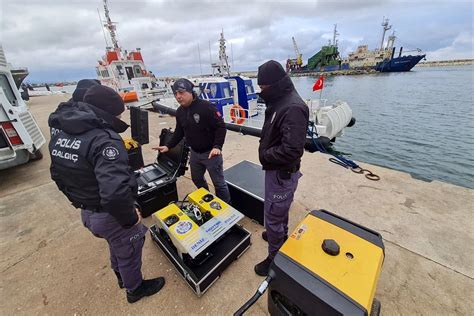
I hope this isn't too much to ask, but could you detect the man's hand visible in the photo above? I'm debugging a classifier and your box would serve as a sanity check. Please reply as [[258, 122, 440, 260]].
[[152, 145, 169, 153], [134, 208, 142, 225], [208, 148, 221, 159]]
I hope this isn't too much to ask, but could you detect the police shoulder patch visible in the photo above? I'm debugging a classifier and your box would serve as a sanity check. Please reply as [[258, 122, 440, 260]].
[[102, 146, 120, 161]]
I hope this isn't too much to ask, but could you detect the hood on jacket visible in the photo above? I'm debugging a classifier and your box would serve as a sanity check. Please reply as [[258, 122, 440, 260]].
[[259, 75, 295, 104], [257, 60, 287, 86], [48, 101, 129, 135], [72, 79, 101, 102], [257, 60, 295, 104], [83, 85, 125, 117]]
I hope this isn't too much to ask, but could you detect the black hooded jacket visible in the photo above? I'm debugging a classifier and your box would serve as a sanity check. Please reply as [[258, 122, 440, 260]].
[[48, 101, 138, 228], [258, 75, 309, 171]]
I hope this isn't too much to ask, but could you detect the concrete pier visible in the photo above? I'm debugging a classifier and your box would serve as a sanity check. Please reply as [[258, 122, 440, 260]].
[[1, 94, 472, 315]]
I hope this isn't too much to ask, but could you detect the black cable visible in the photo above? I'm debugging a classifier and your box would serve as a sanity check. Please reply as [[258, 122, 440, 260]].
[[234, 275, 273, 316], [307, 126, 380, 180], [176, 192, 190, 208]]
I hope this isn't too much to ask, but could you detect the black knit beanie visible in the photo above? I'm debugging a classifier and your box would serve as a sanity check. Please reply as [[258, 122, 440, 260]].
[[72, 79, 101, 102], [171, 78, 195, 94], [257, 60, 287, 86], [83, 85, 125, 116]]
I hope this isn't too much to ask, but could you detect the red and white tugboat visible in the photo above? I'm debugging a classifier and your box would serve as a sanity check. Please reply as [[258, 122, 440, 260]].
[[96, 0, 162, 102]]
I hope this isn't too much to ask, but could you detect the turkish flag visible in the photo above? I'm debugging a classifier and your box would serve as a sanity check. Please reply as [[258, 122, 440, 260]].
[[312, 76, 324, 91]]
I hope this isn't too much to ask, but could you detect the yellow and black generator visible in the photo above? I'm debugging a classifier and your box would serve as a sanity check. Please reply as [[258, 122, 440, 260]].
[[267, 209, 384, 316]]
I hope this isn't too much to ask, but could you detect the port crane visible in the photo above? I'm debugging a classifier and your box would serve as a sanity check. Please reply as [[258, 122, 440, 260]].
[[286, 37, 303, 72]]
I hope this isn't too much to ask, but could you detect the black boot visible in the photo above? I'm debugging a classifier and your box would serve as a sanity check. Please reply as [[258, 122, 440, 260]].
[[254, 257, 272, 276], [262, 231, 288, 242], [126, 277, 165, 304], [114, 270, 124, 289]]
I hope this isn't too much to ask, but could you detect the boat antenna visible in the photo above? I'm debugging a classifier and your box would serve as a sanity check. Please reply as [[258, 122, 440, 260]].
[[380, 17, 392, 50], [97, 8, 109, 48], [231, 43, 234, 72], [198, 43, 203, 75], [103, 0, 119, 50], [209, 40, 213, 75]]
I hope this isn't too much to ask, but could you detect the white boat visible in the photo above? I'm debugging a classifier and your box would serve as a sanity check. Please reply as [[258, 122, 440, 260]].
[[96, 0, 168, 105]]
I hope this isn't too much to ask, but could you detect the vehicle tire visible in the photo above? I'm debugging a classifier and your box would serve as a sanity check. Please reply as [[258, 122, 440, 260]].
[[29, 148, 43, 161]]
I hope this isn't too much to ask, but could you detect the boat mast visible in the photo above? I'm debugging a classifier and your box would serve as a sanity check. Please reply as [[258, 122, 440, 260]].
[[103, 0, 119, 51], [209, 40, 213, 74], [380, 17, 392, 50], [218, 30, 231, 76], [97, 8, 109, 48], [197, 43, 203, 75], [386, 31, 396, 50]]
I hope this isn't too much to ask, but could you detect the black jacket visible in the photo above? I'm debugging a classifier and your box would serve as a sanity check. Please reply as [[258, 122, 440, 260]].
[[258, 75, 309, 171], [167, 98, 226, 153], [48, 101, 138, 227]]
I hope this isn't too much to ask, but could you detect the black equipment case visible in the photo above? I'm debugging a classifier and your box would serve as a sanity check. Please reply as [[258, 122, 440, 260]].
[[135, 128, 189, 217], [149, 224, 251, 296], [224, 160, 265, 225], [130, 106, 149, 145], [125, 106, 149, 171]]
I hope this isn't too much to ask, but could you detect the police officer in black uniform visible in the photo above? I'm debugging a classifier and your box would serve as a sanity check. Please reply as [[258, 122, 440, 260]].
[[154, 78, 231, 203], [254, 60, 309, 276], [48, 84, 164, 303]]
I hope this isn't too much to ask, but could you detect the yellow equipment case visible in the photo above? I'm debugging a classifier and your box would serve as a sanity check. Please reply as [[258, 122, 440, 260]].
[[268, 210, 384, 316], [149, 188, 251, 296]]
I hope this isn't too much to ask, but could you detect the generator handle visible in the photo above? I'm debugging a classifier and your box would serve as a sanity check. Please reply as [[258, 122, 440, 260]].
[[234, 275, 273, 316]]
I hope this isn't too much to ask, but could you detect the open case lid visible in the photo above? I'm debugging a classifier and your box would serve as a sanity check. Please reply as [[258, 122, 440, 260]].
[[156, 128, 190, 177]]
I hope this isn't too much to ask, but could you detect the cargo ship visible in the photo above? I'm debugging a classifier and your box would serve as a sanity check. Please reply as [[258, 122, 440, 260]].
[[345, 18, 426, 72], [289, 19, 425, 73]]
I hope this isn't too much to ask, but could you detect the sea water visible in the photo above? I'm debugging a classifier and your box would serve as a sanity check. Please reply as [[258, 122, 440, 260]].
[[290, 65, 474, 189]]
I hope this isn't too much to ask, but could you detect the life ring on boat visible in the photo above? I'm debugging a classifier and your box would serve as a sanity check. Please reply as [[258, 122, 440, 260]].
[[142, 69, 147, 76], [230, 104, 246, 125]]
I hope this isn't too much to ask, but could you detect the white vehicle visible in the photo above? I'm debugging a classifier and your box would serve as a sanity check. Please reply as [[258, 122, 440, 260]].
[[0, 45, 45, 170]]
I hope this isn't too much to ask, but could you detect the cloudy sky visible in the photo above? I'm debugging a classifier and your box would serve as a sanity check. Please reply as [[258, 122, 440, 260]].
[[1, 0, 472, 82]]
